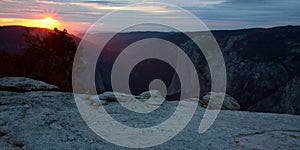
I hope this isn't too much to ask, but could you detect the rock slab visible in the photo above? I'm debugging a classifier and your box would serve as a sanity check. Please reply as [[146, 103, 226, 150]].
[[1, 90, 299, 149]]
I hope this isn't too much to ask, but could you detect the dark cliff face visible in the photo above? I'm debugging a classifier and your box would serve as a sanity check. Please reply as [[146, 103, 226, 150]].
[[95, 26, 300, 114], [248, 75, 300, 115], [0, 25, 300, 114], [212, 26, 300, 112]]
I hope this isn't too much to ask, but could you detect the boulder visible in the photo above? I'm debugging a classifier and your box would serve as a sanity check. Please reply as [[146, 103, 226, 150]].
[[200, 92, 240, 110], [0, 77, 58, 91]]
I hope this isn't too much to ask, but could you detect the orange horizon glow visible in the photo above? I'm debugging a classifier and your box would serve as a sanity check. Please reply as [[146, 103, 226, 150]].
[[0, 16, 63, 30]]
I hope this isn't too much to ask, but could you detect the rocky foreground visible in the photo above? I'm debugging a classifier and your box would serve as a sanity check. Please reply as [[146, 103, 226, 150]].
[[0, 77, 300, 149]]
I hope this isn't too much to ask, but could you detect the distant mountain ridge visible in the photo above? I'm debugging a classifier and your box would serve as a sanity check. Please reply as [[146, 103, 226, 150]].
[[1, 25, 299, 54]]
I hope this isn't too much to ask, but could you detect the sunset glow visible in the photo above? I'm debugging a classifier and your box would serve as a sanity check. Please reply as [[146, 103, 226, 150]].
[[0, 0, 299, 33], [0, 16, 62, 30]]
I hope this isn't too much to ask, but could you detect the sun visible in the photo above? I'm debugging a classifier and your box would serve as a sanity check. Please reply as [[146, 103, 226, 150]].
[[37, 16, 61, 29], [41, 17, 56, 24]]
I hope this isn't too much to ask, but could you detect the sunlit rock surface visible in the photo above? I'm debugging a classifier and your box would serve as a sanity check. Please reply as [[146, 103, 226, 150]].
[[0, 78, 299, 149]]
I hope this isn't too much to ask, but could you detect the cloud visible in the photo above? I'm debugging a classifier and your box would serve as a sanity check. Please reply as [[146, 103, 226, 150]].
[[82, 0, 125, 5], [184, 0, 300, 29]]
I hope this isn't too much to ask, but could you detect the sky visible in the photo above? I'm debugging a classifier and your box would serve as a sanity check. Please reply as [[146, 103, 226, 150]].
[[0, 0, 300, 33]]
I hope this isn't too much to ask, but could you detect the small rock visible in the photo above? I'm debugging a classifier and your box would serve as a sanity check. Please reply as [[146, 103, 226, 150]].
[[0, 130, 10, 136], [98, 92, 134, 102], [138, 90, 164, 99], [23, 104, 30, 108], [50, 123, 63, 130], [7, 140, 25, 148]]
